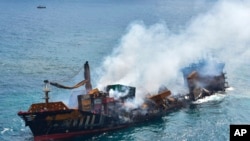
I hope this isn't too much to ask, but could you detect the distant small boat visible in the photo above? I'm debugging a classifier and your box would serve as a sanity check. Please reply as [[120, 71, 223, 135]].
[[37, 5, 46, 9]]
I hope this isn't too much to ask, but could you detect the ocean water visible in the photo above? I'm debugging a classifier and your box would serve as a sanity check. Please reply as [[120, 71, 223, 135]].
[[1, 0, 250, 141]]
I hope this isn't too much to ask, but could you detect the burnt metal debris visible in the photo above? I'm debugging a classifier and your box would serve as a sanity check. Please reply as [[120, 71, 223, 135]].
[[18, 60, 228, 141]]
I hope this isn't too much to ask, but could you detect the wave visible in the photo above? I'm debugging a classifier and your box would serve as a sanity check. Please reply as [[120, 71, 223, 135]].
[[226, 87, 234, 91], [192, 94, 226, 104]]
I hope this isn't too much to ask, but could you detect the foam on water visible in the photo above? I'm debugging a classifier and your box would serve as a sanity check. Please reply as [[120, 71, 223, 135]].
[[1, 0, 250, 141], [226, 87, 234, 91], [1, 128, 9, 134], [192, 94, 226, 104]]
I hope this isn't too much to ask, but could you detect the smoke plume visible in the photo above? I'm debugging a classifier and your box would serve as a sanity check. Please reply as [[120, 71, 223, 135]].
[[96, 0, 250, 100]]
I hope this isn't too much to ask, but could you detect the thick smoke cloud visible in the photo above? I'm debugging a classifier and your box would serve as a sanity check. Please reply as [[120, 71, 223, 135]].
[[96, 0, 250, 99]]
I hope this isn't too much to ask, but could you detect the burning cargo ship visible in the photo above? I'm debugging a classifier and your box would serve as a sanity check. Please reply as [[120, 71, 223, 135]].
[[18, 60, 228, 141], [182, 59, 228, 101]]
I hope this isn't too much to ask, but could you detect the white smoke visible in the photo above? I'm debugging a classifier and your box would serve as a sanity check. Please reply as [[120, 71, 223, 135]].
[[109, 88, 129, 100], [96, 0, 250, 100]]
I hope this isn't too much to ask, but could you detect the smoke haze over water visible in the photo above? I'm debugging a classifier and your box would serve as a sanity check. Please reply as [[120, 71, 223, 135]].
[[96, 0, 250, 97]]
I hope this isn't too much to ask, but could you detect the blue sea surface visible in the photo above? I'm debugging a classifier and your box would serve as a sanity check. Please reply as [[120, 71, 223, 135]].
[[1, 0, 250, 141]]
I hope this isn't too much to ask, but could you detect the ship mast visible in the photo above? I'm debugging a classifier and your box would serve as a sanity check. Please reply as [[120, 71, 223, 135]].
[[84, 61, 92, 93], [43, 80, 50, 105]]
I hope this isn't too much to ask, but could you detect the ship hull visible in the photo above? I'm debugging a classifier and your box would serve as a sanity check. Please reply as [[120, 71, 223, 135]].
[[33, 124, 129, 141], [18, 109, 127, 140], [18, 101, 184, 141]]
